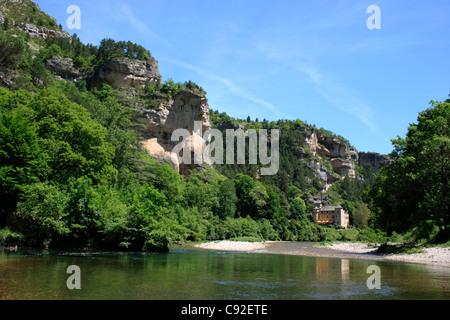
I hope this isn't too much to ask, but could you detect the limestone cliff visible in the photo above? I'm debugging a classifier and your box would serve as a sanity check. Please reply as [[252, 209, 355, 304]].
[[91, 57, 160, 90], [45, 56, 81, 82], [15, 22, 71, 39], [139, 89, 212, 175], [358, 152, 390, 172], [301, 128, 358, 187]]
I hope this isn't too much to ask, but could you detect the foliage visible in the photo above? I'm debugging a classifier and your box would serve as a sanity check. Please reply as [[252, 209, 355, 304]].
[[0, 227, 24, 246], [376, 243, 425, 255], [370, 100, 450, 243], [352, 202, 370, 229], [97, 38, 151, 65], [0, 30, 25, 71]]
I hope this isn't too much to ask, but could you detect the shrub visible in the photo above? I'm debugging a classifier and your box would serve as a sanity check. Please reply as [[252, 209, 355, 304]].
[[322, 227, 340, 242], [258, 219, 279, 240], [0, 228, 24, 246], [339, 228, 360, 242], [357, 227, 387, 243], [389, 231, 404, 243], [0, 30, 25, 70], [377, 243, 425, 254]]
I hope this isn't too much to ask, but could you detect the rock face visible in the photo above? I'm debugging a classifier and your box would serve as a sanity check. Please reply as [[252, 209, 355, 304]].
[[302, 128, 357, 186], [319, 135, 350, 159], [358, 152, 390, 172], [215, 122, 244, 132], [142, 138, 180, 172], [45, 56, 81, 81], [15, 22, 71, 39], [92, 57, 160, 90], [140, 90, 212, 174], [331, 158, 356, 179], [300, 130, 390, 190], [305, 130, 319, 156], [291, 146, 306, 159]]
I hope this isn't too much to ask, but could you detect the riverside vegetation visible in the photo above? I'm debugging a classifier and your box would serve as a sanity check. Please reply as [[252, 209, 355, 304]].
[[0, 0, 448, 252]]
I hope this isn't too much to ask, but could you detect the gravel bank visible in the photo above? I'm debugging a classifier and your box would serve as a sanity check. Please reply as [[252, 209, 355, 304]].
[[194, 241, 274, 252], [320, 242, 450, 264], [194, 241, 450, 265], [320, 242, 379, 254], [383, 247, 450, 264]]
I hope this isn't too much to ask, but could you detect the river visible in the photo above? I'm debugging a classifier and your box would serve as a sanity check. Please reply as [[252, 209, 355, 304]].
[[0, 244, 449, 300]]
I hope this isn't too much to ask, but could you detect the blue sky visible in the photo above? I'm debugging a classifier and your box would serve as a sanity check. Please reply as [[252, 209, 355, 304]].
[[35, 0, 450, 154]]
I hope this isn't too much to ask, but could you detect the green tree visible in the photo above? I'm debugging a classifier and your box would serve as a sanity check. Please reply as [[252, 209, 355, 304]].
[[184, 176, 219, 218], [17, 182, 70, 247], [290, 197, 307, 221], [73, 56, 85, 69], [371, 99, 449, 242], [0, 30, 25, 71], [352, 202, 370, 229], [0, 100, 47, 224], [233, 174, 256, 217], [249, 182, 269, 218], [28, 89, 116, 183], [217, 179, 237, 219], [3, 17, 9, 31]]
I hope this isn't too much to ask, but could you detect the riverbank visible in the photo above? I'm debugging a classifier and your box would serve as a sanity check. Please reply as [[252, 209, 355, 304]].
[[322, 242, 450, 264], [193, 241, 450, 265]]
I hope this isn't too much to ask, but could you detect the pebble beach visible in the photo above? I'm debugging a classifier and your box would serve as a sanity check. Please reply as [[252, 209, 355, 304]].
[[193, 241, 450, 265]]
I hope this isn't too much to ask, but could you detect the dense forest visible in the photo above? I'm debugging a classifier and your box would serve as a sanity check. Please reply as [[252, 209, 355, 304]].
[[0, 2, 448, 251]]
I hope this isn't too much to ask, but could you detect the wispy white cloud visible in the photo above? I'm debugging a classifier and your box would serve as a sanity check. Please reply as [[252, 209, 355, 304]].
[[164, 58, 288, 119], [254, 39, 379, 133], [317, 82, 378, 133], [112, 3, 169, 45]]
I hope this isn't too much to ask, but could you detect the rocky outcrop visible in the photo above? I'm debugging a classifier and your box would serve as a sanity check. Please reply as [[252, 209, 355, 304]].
[[331, 158, 356, 179], [142, 138, 180, 172], [142, 89, 211, 145], [302, 128, 357, 185], [15, 22, 71, 39], [0, 69, 18, 88], [45, 56, 81, 81], [318, 135, 350, 159], [215, 122, 244, 132], [291, 146, 306, 159], [349, 147, 359, 162], [358, 152, 389, 172], [91, 57, 160, 90], [307, 159, 328, 184], [304, 130, 319, 156], [140, 89, 211, 174]]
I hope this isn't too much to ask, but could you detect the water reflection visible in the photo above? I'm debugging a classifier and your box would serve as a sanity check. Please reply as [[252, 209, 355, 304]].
[[341, 259, 350, 282], [0, 247, 449, 300]]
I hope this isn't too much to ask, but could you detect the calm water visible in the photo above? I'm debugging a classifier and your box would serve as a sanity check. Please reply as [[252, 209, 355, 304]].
[[0, 246, 449, 300]]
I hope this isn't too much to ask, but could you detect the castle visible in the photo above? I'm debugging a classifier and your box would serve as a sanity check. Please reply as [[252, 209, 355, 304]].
[[314, 205, 350, 229]]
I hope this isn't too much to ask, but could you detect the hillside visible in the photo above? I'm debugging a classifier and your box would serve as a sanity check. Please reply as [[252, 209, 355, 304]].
[[2, 0, 447, 251]]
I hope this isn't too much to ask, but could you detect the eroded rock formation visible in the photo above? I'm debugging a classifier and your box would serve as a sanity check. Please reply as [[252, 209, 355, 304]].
[[91, 57, 160, 89], [15, 22, 71, 39], [140, 90, 212, 174], [358, 152, 390, 172], [45, 56, 81, 82], [302, 128, 358, 187]]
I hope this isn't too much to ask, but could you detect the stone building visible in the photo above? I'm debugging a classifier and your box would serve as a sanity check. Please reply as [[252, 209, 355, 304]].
[[314, 205, 349, 229]]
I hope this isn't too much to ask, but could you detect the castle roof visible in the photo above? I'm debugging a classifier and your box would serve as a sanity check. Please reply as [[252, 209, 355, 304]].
[[321, 206, 343, 211]]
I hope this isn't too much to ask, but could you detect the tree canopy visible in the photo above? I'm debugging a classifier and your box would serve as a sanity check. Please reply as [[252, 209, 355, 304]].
[[371, 99, 449, 242]]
